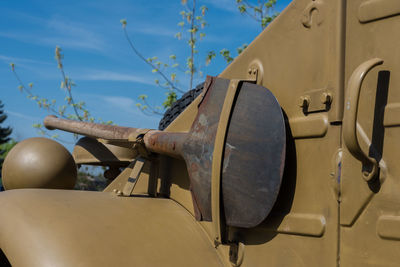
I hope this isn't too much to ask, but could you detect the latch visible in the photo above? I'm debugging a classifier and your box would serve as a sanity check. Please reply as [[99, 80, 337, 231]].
[[299, 88, 333, 114]]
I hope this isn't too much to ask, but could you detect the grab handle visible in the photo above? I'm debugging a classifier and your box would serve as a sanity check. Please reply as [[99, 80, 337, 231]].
[[343, 58, 383, 181]]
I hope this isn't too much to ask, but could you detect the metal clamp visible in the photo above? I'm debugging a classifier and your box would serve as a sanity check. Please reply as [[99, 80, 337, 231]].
[[211, 79, 241, 246], [343, 58, 383, 181], [122, 157, 145, 196]]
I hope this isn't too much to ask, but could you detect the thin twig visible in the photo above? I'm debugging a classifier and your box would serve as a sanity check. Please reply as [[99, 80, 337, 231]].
[[58, 66, 82, 121], [122, 27, 185, 94], [11, 68, 69, 119], [42, 130, 75, 144], [189, 0, 196, 91], [142, 98, 164, 115]]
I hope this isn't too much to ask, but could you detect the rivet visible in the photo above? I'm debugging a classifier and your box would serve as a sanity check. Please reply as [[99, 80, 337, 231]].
[[298, 96, 310, 108], [320, 92, 332, 104]]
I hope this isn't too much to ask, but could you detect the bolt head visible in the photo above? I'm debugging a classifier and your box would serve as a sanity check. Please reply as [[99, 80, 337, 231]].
[[320, 92, 332, 104], [298, 96, 310, 108]]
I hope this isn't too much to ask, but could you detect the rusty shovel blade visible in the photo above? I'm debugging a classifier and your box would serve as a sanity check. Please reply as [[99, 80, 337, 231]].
[[43, 76, 286, 228], [181, 77, 286, 228]]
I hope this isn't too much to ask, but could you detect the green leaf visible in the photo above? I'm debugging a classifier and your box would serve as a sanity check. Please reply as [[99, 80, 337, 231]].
[[254, 7, 262, 13], [120, 19, 127, 28], [236, 43, 248, 54], [200, 6, 208, 16], [162, 91, 177, 108], [238, 5, 246, 13], [175, 32, 182, 39], [220, 49, 233, 63], [206, 51, 216, 66]]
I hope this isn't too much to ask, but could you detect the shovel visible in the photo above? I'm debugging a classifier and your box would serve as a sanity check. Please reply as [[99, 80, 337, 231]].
[[44, 76, 286, 228]]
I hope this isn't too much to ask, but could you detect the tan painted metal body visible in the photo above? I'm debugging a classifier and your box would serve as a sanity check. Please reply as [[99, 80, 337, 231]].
[[1, 0, 400, 266]]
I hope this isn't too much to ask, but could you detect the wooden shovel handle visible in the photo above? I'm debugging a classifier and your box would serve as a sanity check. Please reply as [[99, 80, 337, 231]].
[[44, 115, 186, 158], [144, 131, 187, 159], [44, 115, 148, 140]]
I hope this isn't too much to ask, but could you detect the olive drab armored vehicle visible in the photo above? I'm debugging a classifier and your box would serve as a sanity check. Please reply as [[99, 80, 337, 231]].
[[1, 0, 400, 266]]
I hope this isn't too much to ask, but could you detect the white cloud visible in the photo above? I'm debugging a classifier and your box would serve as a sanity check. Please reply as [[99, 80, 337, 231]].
[[45, 18, 106, 51], [0, 15, 107, 52], [0, 54, 52, 66], [133, 25, 177, 38], [75, 69, 155, 85], [6, 110, 40, 121], [202, 0, 238, 12], [102, 96, 137, 113]]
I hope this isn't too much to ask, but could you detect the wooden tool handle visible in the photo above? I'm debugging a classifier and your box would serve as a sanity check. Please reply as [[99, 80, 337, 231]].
[[44, 115, 187, 158], [44, 115, 148, 141], [144, 131, 187, 159]]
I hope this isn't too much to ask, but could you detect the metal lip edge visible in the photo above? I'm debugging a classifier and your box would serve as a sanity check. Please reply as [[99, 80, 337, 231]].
[[289, 114, 329, 139], [358, 0, 400, 24], [263, 213, 326, 238], [377, 215, 400, 241]]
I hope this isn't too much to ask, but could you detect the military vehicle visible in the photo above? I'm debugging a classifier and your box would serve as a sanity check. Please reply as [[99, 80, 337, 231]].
[[1, 0, 400, 266]]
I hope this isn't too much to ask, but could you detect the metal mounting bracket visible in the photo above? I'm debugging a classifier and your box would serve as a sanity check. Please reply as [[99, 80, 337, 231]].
[[121, 157, 145, 196]]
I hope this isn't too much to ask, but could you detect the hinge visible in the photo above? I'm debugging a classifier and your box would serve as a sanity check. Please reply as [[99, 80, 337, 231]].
[[246, 66, 258, 82], [228, 242, 245, 267], [330, 149, 342, 202]]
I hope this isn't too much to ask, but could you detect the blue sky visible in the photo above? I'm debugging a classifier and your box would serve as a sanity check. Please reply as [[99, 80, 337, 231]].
[[1, 0, 291, 149]]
